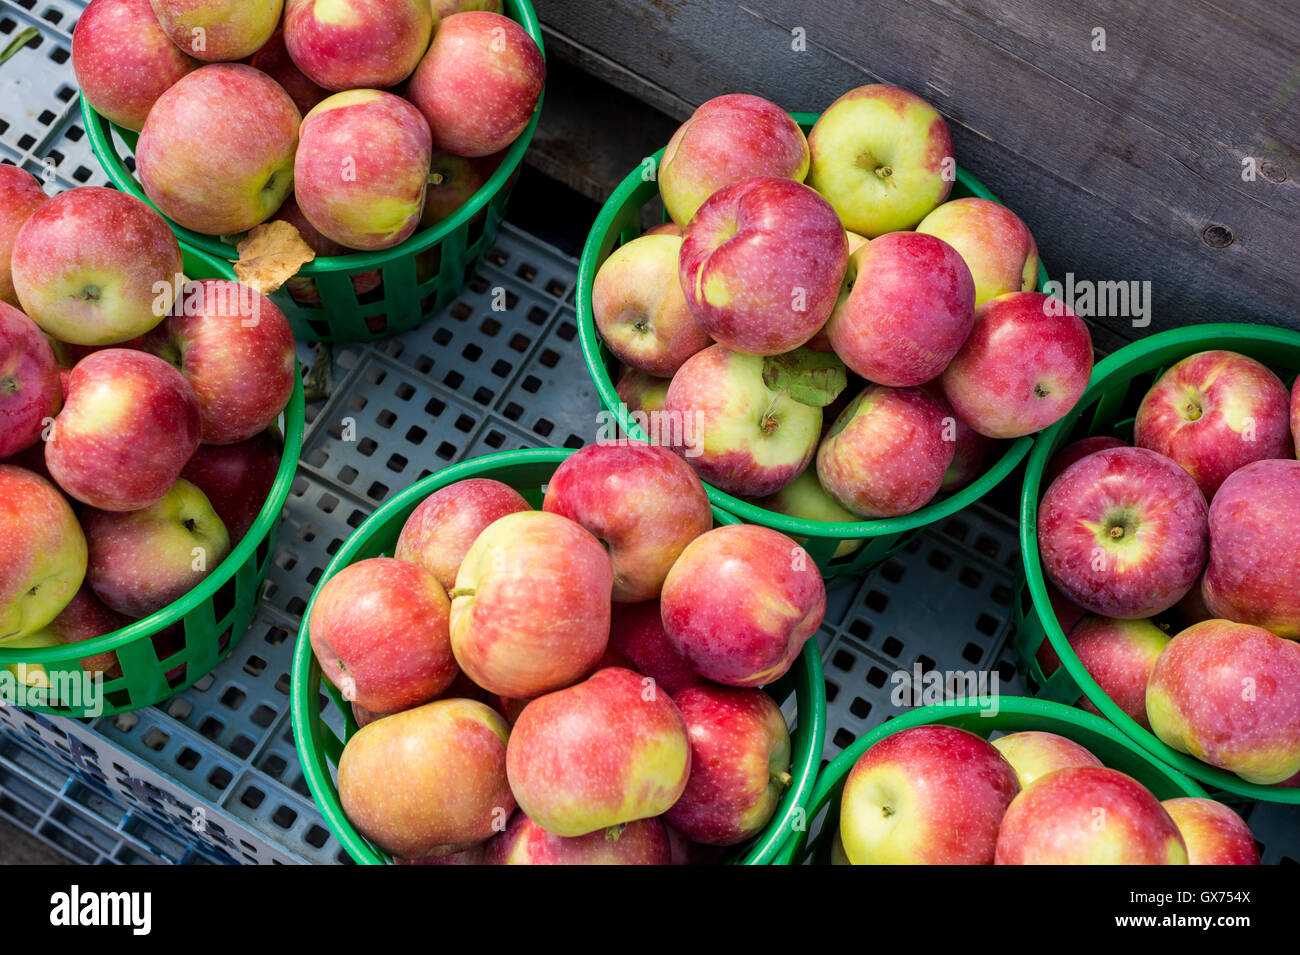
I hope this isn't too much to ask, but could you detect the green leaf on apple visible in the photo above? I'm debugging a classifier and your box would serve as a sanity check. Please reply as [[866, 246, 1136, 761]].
[[762, 348, 848, 407]]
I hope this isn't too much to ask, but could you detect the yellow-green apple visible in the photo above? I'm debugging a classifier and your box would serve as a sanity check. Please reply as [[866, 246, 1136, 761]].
[[1147, 619, 1300, 784], [505, 667, 690, 837], [995, 766, 1187, 864], [940, 292, 1093, 439], [46, 350, 201, 511], [1036, 447, 1208, 619], [33, 585, 132, 677], [663, 344, 821, 497], [421, 150, 502, 227], [755, 469, 864, 559], [84, 478, 230, 618], [644, 222, 683, 238], [825, 232, 974, 386], [679, 177, 847, 356], [829, 831, 849, 865], [915, 197, 1039, 305], [1161, 797, 1260, 865], [338, 698, 514, 859], [1064, 615, 1169, 727], [817, 384, 954, 518], [806, 84, 954, 237], [1203, 459, 1300, 638], [136, 64, 300, 236], [407, 11, 544, 158], [450, 510, 612, 697], [615, 366, 670, 419], [0, 304, 60, 459], [283, 0, 432, 91], [661, 524, 825, 687], [542, 442, 712, 602], [12, 187, 181, 347], [395, 478, 530, 592], [1042, 434, 1127, 488], [0, 465, 85, 641], [991, 731, 1104, 787], [272, 195, 381, 304], [180, 430, 281, 543], [0, 166, 47, 306], [839, 725, 1019, 865], [295, 90, 432, 251], [485, 813, 670, 865], [143, 280, 296, 445], [1135, 350, 1293, 499], [662, 685, 791, 846], [592, 233, 711, 377], [72, 0, 199, 131], [249, 28, 328, 115], [608, 600, 707, 697], [309, 557, 457, 714], [657, 93, 809, 226], [148, 0, 282, 61]]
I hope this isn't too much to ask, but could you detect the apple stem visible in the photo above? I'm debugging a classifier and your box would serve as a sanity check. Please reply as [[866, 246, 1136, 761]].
[[1109, 526, 1124, 539], [428, 172, 445, 186], [604, 823, 626, 842], [774, 770, 793, 788], [448, 587, 476, 599]]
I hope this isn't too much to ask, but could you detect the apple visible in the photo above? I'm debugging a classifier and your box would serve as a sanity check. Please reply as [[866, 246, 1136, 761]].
[[272, 195, 381, 304], [756, 468, 864, 559], [284, 0, 432, 91], [394, 844, 486, 865], [915, 197, 1039, 306], [505, 667, 690, 837], [1147, 619, 1300, 785], [1042, 434, 1127, 488], [1161, 797, 1260, 865], [592, 233, 711, 377], [664, 822, 726, 865], [46, 350, 201, 512], [825, 232, 974, 386], [1036, 447, 1208, 619], [991, 731, 1104, 787], [36, 585, 133, 677], [12, 187, 181, 347], [450, 510, 613, 698], [607, 601, 706, 696], [1065, 615, 1169, 728], [941, 292, 1093, 439], [180, 430, 281, 543], [148, 0, 282, 61], [338, 698, 514, 859], [248, 28, 328, 115], [1135, 350, 1293, 499], [661, 524, 825, 687], [295, 90, 433, 252], [136, 64, 300, 236], [431, 0, 502, 29], [657, 93, 809, 226], [663, 685, 791, 846], [995, 766, 1187, 864], [817, 384, 954, 518], [309, 557, 457, 715], [72, 0, 199, 131], [839, 725, 1019, 865], [615, 367, 670, 419], [1202, 459, 1300, 638], [485, 813, 670, 865], [0, 166, 47, 307], [806, 84, 954, 237], [1173, 573, 1214, 628], [542, 442, 712, 602], [0, 465, 86, 641], [422, 150, 502, 228], [679, 177, 847, 356], [664, 344, 821, 497], [84, 478, 230, 618], [1034, 585, 1089, 678], [0, 304, 60, 459], [407, 11, 545, 158]]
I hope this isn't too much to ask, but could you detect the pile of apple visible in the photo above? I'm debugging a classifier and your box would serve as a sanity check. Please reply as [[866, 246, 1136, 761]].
[[308, 442, 827, 864], [0, 173, 295, 683], [72, 0, 544, 304], [1036, 349, 1300, 786], [836, 723, 1260, 865], [594, 85, 1094, 536]]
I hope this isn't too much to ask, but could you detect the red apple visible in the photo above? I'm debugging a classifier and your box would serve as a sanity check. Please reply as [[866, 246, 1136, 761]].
[[0, 303, 60, 459], [0, 166, 47, 307], [915, 197, 1039, 306], [248, 28, 328, 115], [180, 430, 281, 543], [309, 557, 457, 714], [1042, 434, 1127, 488], [1161, 797, 1260, 865], [661, 524, 825, 687], [505, 667, 690, 837], [0, 465, 86, 641], [1037, 447, 1208, 619], [283, 0, 432, 91], [1067, 613, 1171, 726], [664, 822, 726, 865], [485, 813, 670, 865], [148, 0, 282, 61], [421, 150, 502, 228], [608, 600, 707, 697], [991, 731, 1104, 787]]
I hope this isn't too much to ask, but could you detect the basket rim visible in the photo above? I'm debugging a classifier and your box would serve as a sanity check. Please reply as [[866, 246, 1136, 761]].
[[289, 445, 828, 865], [0, 246, 306, 667], [574, 109, 1044, 542], [79, 0, 545, 276], [1019, 321, 1300, 803]]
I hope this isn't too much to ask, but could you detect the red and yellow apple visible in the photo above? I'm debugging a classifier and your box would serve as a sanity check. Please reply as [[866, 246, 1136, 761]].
[[485, 813, 669, 865], [1161, 797, 1260, 865], [991, 731, 1103, 787], [0, 465, 86, 641], [148, 0, 282, 61], [0, 303, 60, 459], [284, 0, 432, 91], [916, 197, 1039, 305]]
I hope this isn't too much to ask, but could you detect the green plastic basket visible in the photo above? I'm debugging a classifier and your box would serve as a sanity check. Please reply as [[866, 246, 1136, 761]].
[[773, 695, 1207, 865], [0, 248, 305, 717], [81, 0, 544, 344], [290, 446, 827, 865], [1015, 322, 1300, 803], [576, 111, 1049, 581]]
